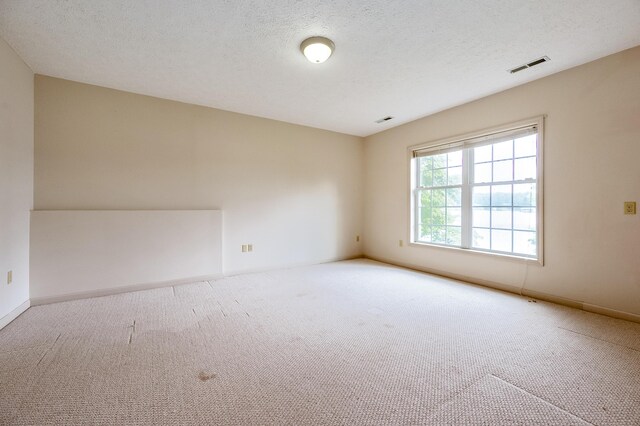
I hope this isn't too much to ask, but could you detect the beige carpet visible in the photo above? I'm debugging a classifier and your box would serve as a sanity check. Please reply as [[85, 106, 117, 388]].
[[1, 259, 639, 425]]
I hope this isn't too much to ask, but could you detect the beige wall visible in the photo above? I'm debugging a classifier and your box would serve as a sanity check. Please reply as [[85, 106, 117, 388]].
[[0, 38, 33, 323], [35, 76, 364, 275], [364, 46, 640, 317]]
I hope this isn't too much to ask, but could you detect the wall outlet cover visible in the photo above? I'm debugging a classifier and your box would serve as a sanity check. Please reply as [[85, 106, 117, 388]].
[[624, 201, 636, 215]]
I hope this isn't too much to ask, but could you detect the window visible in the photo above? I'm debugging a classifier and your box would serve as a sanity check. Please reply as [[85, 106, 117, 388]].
[[410, 117, 543, 262]]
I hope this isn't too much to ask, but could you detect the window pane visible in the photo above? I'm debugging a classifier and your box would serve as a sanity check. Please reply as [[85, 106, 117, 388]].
[[472, 228, 490, 249], [432, 168, 447, 186], [513, 207, 536, 231], [419, 224, 432, 242], [472, 186, 490, 206], [474, 145, 492, 163], [432, 226, 446, 244], [447, 188, 461, 207], [420, 190, 432, 208], [491, 184, 512, 206], [446, 207, 461, 226], [491, 229, 512, 252], [432, 208, 446, 225], [448, 151, 462, 167], [433, 154, 447, 169], [472, 207, 490, 228], [491, 207, 512, 229], [514, 135, 536, 158], [446, 227, 461, 246], [513, 183, 536, 206], [514, 231, 536, 256], [493, 140, 513, 160], [448, 166, 462, 185], [419, 157, 433, 187], [419, 207, 432, 226], [493, 160, 513, 182], [419, 156, 433, 170], [432, 188, 446, 207], [420, 169, 433, 187], [474, 162, 492, 183], [514, 157, 536, 181]]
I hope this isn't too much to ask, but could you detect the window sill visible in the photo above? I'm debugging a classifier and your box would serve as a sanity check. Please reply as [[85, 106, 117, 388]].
[[408, 240, 544, 266]]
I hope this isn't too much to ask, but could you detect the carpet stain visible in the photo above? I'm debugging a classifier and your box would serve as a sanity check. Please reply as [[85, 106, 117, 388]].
[[198, 372, 216, 382]]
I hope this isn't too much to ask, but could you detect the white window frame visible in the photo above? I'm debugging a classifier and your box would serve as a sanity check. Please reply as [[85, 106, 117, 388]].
[[408, 116, 544, 265]]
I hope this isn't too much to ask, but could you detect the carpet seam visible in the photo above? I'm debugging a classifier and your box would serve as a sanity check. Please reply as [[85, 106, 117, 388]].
[[11, 333, 65, 425], [557, 326, 640, 353], [489, 374, 595, 425], [423, 374, 491, 417]]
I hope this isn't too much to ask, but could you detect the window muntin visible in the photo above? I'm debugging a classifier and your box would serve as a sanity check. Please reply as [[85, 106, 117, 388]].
[[411, 119, 542, 261]]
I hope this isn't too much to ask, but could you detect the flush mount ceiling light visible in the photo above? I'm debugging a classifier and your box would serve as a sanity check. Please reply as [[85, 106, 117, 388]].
[[300, 36, 335, 64]]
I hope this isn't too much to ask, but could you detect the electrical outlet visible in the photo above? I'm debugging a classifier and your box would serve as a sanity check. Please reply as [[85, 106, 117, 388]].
[[7, 270, 12, 285], [399, 239, 404, 247], [247, 244, 253, 252], [624, 201, 636, 215], [241, 245, 248, 252]]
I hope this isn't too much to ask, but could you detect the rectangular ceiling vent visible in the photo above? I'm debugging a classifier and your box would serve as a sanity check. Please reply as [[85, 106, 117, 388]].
[[375, 116, 394, 124], [509, 56, 550, 74]]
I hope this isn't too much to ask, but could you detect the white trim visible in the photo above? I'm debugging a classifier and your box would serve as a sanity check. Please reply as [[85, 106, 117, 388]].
[[536, 116, 545, 265], [461, 148, 472, 247], [582, 303, 640, 324], [0, 300, 30, 330], [30, 274, 223, 306], [224, 255, 363, 277]]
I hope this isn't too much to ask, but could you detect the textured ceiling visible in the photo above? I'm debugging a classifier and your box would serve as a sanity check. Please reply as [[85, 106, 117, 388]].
[[1, 1, 639, 137]]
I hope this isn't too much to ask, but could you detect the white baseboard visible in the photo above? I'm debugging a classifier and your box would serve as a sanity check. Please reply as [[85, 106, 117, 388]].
[[0, 299, 31, 330], [29, 255, 365, 306], [223, 255, 363, 277], [582, 303, 640, 323], [30, 274, 223, 306], [364, 255, 640, 324]]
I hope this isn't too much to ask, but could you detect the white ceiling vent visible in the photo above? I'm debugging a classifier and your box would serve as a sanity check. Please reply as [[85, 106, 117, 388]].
[[375, 116, 394, 124], [509, 56, 550, 74]]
